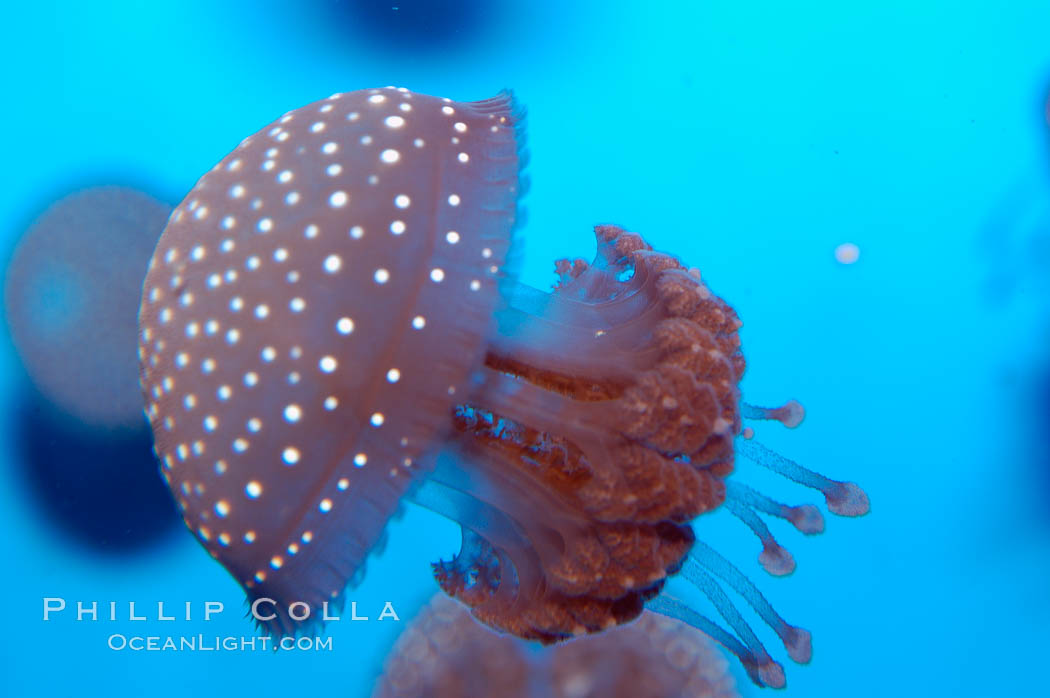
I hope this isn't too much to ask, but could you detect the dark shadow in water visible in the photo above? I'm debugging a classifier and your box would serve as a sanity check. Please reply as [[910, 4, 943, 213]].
[[11, 380, 179, 554], [326, 0, 504, 55]]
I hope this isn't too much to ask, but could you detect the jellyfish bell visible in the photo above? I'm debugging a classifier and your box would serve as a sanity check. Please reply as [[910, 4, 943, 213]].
[[138, 87, 868, 687], [138, 87, 524, 635], [6, 186, 172, 428], [373, 593, 739, 698]]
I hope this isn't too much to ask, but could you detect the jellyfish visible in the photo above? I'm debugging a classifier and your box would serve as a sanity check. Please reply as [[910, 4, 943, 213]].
[[5, 186, 179, 551], [138, 87, 868, 688], [373, 593, 738, 698], [7, 186, 172, 428]]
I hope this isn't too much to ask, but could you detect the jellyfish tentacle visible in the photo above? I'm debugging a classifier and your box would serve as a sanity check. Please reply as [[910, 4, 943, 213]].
[[741, 400, 805, 428], [726, 481, 826, 535], [736, 439, 871, 517], [649, 583, 786, 689], [722, 496, 796, 576], [409, 477, 539, 608], [685, 544, 812, 664], [646, 594, 781, 689]]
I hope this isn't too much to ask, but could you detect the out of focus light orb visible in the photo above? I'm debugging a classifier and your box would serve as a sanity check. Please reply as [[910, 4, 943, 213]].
[[4, 186, 170, 428]]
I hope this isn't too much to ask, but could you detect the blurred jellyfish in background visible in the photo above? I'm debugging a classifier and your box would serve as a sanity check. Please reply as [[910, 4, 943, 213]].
[[3, 185, 180, 552], [373, 594, 738, 698], [318, 0, 504, 58], [979, 88, 1050, 525]]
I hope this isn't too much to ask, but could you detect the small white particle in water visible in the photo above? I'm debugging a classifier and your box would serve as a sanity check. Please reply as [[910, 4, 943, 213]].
[[835, 242, 860, 265]]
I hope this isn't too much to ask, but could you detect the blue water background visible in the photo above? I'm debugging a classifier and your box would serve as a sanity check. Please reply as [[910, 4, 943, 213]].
[[2, 1, 1049, 696]]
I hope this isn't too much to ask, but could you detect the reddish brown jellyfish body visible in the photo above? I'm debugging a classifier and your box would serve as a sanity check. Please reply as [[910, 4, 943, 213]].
[[373, 594, 739, 698], [138, 87, 523, 635], [138, 87, 868, 689]]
